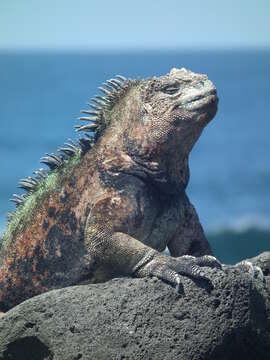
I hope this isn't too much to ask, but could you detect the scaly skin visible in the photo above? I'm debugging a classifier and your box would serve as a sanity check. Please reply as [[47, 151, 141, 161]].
[[0, 68, 221, 312]]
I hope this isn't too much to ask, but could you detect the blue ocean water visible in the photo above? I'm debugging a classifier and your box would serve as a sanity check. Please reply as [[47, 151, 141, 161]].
[[0, 50, 269, 263]]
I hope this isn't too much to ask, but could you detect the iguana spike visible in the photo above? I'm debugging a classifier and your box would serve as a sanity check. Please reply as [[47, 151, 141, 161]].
[[40, 153, 63, 170], [27, 176, 38, 184], [6, 211, 13, 219], [77, 116, 98, 122], [98, 87, 111, 96], [65, 140, 79, 150], [48, 153, 63, 163], [91, 100, 107, 109], [95, 96, 110, 104], [89, 97, 103, 104], [18, 177, 38, 186], [63, 144, 77, 153], [115, 75, 127, 82], [18, 177, 38, 191], [58, 147, 76, 156], [102, 82, 113, 90], [110, 79, 126, 88], [91, 98, 110, 109], [18, 181, 35, 192], [74, 123, 98, 132], [33, 169, 47, 179], [86, 103, 102, 111], [106, 79, 120, 90], [6, 212, 15, 222], [103, 82, 117, 92], [105, 93, 117, 103], [10, 194, 27, 206], [40, 157, 58, 170], [80, 110, 100, 116]]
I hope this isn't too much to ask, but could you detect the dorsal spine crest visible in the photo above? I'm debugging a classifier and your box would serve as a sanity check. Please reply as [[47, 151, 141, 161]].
[[7, 75, 138, 223]]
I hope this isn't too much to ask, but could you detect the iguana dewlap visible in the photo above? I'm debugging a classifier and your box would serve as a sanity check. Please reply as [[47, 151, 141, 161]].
[[0, 68, 221, 311]]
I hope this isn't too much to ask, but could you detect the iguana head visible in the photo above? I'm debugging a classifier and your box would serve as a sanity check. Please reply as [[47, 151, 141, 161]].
[[87, 68, 218, 192], [122, 67, 218, 159]]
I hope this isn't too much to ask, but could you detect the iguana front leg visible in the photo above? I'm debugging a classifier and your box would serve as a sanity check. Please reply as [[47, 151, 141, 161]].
[[84, 195, 156, 277], [84, 194, 221, 289]]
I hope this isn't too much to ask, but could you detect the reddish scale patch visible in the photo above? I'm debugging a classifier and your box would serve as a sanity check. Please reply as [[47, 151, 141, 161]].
[[0, 154, 99, 310], [0, 136, 140, 311], [0, 198, 56, 308]]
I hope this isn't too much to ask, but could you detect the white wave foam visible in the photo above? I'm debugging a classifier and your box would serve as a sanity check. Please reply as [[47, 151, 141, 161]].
[[206, 213, 270, 233]]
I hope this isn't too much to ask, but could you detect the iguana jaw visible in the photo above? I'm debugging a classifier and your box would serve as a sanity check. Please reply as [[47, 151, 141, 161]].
[[176, 89, 217, 111], [170, 81, 218, 124]]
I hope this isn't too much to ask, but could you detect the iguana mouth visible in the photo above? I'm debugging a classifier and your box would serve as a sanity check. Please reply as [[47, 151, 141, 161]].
[[173, 88, 218, 112], [186, 93, 218, 112]]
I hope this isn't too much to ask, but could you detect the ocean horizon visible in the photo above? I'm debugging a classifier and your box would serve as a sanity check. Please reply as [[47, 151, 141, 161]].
[[0, 49, 269, 263]]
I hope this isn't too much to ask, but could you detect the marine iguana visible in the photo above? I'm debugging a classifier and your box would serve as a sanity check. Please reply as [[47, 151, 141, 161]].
[[0, 67, 222, 312]]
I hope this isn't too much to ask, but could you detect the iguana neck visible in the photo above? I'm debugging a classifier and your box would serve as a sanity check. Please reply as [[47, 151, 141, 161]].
[[93, 132, 190, 195]]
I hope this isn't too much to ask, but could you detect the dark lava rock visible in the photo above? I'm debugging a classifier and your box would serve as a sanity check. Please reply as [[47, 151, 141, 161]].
[[0, 252, 270, 360]]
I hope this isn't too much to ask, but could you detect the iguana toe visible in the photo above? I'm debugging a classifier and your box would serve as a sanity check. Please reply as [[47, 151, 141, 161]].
[[134, 251, 220, 287], [195, 255, 222, 269], [236, 260, 264, 281]]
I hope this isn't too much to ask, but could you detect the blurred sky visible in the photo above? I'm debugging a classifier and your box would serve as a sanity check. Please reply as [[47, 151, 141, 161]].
[[0, 0, 269, 50]]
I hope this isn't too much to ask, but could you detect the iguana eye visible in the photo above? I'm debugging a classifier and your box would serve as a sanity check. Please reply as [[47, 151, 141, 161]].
[[161, 85, 179, 95]]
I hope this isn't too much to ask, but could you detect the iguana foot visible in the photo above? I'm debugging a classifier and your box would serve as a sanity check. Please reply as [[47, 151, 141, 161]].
[[133, 250, 222, 291], [235, 260, 264, 281]]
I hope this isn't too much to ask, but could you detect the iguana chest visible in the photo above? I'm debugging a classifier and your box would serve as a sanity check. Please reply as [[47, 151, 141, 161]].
[[126, 185, 180, 252]]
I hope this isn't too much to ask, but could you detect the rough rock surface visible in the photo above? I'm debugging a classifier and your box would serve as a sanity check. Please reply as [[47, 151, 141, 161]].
[[0, 252, 270, 360]]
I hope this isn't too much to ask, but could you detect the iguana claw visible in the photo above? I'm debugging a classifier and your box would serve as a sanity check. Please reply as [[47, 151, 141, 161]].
[[235, 260, 264, 281], [134, 251, 222, 290], [195, 255, 222, 269]]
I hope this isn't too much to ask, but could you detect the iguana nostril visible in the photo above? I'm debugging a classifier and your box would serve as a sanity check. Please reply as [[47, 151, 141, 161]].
[[196, 81, 205, 88]]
